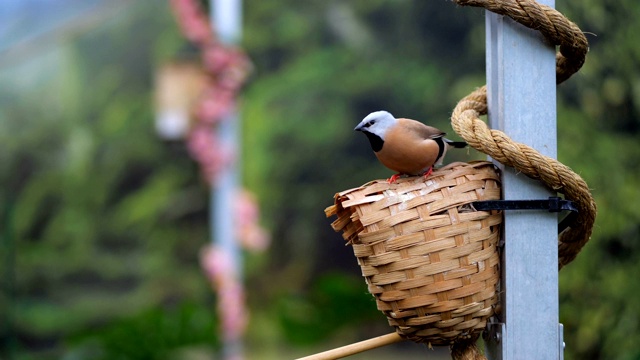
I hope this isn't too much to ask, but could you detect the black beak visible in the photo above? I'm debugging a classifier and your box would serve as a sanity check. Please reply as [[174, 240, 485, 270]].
[[354, 123, 364, 131]]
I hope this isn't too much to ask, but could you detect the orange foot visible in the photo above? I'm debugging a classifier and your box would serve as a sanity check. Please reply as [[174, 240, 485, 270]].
[[387, 173, 402, 184], [422, 167, 434, 179]]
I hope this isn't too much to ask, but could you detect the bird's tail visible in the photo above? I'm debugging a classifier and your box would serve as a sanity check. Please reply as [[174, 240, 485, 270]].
[[444, 139, 468, 148]]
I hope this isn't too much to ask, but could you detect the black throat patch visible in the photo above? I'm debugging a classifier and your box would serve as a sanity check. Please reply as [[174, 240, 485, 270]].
[[433, 137, 445, 163], [363, 131, 384, 152]]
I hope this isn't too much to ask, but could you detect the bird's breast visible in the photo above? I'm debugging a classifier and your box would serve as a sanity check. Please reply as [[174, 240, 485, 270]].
[[375, 126, 440, 175]]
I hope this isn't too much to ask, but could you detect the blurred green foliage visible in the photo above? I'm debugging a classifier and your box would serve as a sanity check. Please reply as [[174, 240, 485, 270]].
[[1, 3, 214, 359], [276, 273, 379, 345], [1, 0, 639, 359], [67, 302, 219, 360]]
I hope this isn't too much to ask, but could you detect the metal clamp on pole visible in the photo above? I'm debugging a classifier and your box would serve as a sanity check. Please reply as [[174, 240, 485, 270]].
[[473, 197, 579, 233]]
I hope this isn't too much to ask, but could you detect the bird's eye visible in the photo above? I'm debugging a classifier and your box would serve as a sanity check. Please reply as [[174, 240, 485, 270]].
[[367, 120, 376, 127]]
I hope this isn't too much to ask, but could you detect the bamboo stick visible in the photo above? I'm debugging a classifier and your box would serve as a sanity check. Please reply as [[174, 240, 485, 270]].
[[296, 332, 405, 360]]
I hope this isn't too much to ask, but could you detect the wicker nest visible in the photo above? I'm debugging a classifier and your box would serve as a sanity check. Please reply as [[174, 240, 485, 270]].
[[325, 161, 502, 345]]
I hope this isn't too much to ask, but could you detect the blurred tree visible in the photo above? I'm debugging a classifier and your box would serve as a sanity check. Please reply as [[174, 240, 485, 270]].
[[556, 1, 640, 359], [66, 302, 219, 360], [0, 2, 216, 358]]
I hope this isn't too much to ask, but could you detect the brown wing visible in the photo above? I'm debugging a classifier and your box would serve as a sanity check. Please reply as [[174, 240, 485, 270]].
[[376, 118, 442, 175], [397, 118, 445, 141]]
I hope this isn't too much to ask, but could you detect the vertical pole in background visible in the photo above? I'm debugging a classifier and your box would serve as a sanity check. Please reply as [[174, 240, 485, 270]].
[[485, 1, 559, 359], [211, 0, 242, 359]]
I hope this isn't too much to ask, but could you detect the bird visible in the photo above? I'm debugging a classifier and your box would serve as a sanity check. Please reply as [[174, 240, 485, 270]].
[[354, 110, 467, 183]]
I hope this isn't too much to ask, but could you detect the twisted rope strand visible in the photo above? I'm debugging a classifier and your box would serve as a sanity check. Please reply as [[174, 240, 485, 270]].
[[455, 0, 588, 83], [452, 86, 596, 269]]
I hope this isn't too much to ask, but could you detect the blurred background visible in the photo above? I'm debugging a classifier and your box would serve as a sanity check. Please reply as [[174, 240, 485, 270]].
[[1, 0, 639, 359]]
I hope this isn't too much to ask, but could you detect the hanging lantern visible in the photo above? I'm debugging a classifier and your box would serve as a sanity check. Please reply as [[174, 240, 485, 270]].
[[154, 60, 207, 140]]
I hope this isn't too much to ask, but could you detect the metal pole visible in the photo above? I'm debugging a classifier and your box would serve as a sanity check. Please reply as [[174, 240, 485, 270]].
[[211, 0, 242, 359], [484, 1, 559, 359]]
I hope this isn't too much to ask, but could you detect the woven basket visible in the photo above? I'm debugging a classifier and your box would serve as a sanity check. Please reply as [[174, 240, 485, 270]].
[[325, 161, 502, 345]]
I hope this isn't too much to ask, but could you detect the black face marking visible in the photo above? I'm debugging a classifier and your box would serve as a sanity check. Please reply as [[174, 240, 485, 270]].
[[363, 131, 384, 152], [434, 137, 446, 163]]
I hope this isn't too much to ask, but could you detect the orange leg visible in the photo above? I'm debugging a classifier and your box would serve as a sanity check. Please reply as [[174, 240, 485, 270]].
[[422, 167, 433, 179], [387, 173, 402, 184]]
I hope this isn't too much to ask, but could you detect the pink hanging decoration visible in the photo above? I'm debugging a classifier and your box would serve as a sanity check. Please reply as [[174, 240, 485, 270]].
[[198, 190, 271, 342], [235, 191, 270, 251], [171, 0, 251, 184], [186, 125, 232, 182], [171, 0, 213, 45], [200, 245, 248, 342], [195, 87, 235, 125], [170, 1, 269, 355]]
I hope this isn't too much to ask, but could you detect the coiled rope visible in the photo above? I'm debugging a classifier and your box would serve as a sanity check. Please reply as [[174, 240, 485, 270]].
[[451, 0, 596, 270]]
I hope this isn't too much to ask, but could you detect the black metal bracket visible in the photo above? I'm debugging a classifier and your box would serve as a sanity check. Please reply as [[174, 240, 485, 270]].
[[473, 197, 578, 234]]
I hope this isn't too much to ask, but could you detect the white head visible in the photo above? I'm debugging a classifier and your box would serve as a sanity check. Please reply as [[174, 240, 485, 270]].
[[353, 110, 397, 139]]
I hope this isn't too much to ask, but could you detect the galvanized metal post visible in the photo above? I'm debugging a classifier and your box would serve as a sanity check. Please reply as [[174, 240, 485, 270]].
[[484, 1, 560, 359], [211, 0, 243, 359]]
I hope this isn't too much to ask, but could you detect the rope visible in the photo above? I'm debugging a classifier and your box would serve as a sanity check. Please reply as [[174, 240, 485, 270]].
[[451, 338, 486, 360], [450, 0, 596, 271], [455, 0, 588, 83], [448, 2, 595, 358]]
